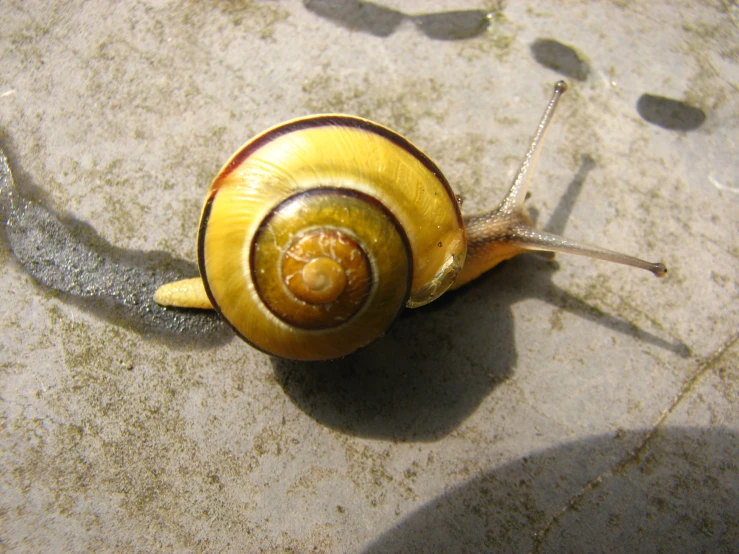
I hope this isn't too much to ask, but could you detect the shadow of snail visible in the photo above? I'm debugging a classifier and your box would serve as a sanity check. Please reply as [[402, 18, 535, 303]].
[[0, 81, 680, 441]]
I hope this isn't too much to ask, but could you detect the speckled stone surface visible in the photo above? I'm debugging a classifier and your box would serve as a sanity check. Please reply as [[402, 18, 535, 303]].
[[1, 1, 737, 552]]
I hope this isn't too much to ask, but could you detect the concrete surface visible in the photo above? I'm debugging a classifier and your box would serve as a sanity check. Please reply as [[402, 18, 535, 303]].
[[1, 1, 737, 552]]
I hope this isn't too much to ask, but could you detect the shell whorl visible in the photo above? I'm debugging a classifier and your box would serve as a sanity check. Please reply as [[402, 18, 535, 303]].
[[197, 115, 466, 360], [250, 188, 410, 331]]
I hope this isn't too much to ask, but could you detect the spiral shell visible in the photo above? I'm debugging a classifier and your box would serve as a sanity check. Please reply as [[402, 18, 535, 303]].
[[198, 115, 466, 360], [156, 82, 668, 361]]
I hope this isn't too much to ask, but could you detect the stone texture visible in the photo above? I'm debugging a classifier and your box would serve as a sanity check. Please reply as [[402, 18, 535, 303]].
[[1, 1, 737, 552]]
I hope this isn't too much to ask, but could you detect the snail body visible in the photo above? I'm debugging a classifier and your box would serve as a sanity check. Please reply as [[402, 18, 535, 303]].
[[155, 81, 666, 360]]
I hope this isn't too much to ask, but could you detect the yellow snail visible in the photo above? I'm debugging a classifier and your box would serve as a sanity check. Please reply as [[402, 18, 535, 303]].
[[154, 81, 666, 361]]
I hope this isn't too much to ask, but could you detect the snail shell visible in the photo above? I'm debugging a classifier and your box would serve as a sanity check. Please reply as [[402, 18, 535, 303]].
[[155, 82, 666, 361], [196, 115, 465, 360]]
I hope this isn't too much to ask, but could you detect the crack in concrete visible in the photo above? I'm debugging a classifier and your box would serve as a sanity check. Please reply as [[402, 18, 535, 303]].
[[517, 394, 583, 435], [529, 328, 739, 553]]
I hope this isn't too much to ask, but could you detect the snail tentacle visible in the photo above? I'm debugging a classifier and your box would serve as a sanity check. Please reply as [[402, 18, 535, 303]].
[[453, 81, 666, 288], [499, 80, 567, 216]]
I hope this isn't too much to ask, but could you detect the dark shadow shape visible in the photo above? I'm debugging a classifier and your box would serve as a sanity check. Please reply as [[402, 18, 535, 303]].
[[637, 94, 706, 131], [527, 153, 594, 261], [271, 156, 688, 441], [0, 142, 229, 349], [543, 154, 595, 236], [272, 281, 517, 442], [364, 427, 739, 552], [530, 38, 590, 82], [537, 269, 690, 359], [303, 0, 490, 41], [303, 0, 404, 37], [410, 11, 490, 41]]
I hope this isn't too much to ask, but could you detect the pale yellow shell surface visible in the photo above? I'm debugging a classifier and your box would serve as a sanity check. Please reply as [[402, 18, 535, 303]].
[[199, 115, 466, 360]]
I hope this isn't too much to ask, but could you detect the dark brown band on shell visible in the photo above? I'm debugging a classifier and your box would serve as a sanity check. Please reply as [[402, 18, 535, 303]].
[[197, 191, 270, 352], [249, 187, 413, 330], [197, 192, 217, 309], [213, 115, 464, 230]]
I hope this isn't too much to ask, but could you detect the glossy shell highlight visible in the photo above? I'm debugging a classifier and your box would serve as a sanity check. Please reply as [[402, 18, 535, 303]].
[[198, 115, 466, 360]]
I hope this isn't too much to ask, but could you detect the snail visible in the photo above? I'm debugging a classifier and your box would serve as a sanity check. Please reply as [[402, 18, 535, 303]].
[[154, 81, 666, 361]]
